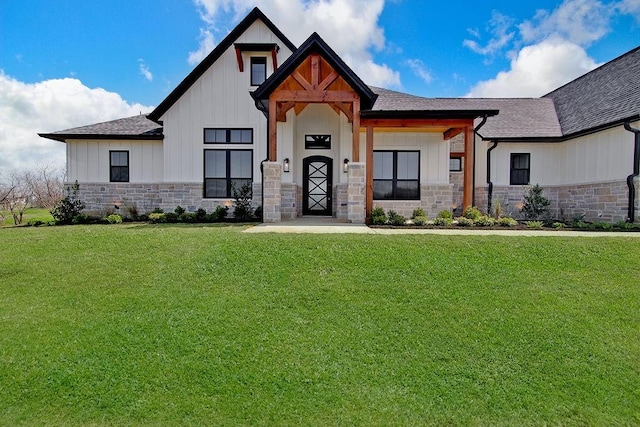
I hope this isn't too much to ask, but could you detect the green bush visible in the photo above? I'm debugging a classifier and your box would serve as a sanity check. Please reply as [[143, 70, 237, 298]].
[[195, 208, 208, 222], [433, 217, 452, 226], [591, 222, 613, 230], [179, 213, 197, 223], [526, 221, 543, 229], [164, 212, 179, 223], [174, 205, 186, 215], [498, 217, 518, 227], [210, 205, 229, 222], [152, 208, 164, 214], [71, 213, 95, 224], [411, 208, 426, 219], [148, 213, 166, 223], [232, 182, 254, 221], [474, 215, 495, 227], [455, 216, 474, 227], [371, 207, 387, 225], [614, 221, 633, 230], [50, 182, 85, 225], [521, 184, 551, 220], [552, 222, 566, 229], [387, 210, 406, 226], [413, 215, 428, 226], [437, 210, 453, 219], [254, 205, 263, 220], [463, 206, 482, 220], [106, 214, 123, 224]]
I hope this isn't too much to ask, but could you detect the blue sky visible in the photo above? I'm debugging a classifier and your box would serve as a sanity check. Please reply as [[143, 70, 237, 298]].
[[1, 0, 639, 174]]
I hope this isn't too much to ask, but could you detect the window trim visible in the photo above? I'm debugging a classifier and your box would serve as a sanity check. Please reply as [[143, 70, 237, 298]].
[[109, 150, 129, 183], [250, 57, 267, 86], [510, 153, 530, 185], [373, 150, 420, 200], [449, 155, 463, 172], [204, 128, 253, 145], [304, 134, 332, 150], [203, 149, 253, 199]]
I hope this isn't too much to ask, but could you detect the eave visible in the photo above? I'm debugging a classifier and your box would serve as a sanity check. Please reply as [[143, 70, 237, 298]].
[[37, 133, 164, 143]]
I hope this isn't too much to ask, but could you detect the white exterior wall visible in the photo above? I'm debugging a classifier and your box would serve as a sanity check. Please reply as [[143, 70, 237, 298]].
[[66, 139, 163, 183], [159, 20, 294, 184], [488, 124, 637, 186]]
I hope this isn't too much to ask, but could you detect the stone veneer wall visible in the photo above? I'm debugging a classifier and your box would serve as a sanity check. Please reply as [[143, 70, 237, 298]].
[[335, 183, 348, 220], [347, 163, 366, 223], [373, 184, 453, 219], [281, 183, 297, 220], [262, 162, 282, 223], [475, 179, 640, 223], [74, 182, 262, 217]]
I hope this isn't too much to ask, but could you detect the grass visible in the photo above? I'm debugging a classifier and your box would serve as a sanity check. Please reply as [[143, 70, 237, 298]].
[[1, 224, 639, 425], [0, 208, 53, 226]]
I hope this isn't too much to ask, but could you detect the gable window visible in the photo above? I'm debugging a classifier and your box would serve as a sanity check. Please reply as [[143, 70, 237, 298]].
[[250, 57, 267, 86], [305, 134, 331, 149], [204, 149, 252, 198], [204, 128, 253, 144], [510, 153, 530, 185], [373, 151, 420, 200], [449, 156, 462, 172], [110, 151, 129, 182]]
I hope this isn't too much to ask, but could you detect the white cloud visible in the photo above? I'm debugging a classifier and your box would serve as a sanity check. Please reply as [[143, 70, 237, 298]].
[[616, 0, 640, 20], [0, 71, 153, 177], [138, 59, 153, 81], [519, 0, 612, 46], [188, 28, 216, 66], [463, 11, 515, 57], [465, 39, 599, 97], [405, 59, 433, 84], [190, 0, 400, 88]]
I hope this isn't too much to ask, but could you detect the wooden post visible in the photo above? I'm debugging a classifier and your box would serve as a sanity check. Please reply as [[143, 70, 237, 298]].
[[463, 125, 474, 209], [269, 98, 277, 161], [365, 125, 374, 222], [352, 99, 360, 162]]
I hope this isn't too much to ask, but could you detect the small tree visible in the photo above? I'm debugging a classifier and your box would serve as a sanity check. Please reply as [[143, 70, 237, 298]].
[[521, 184, 551, 220], [231, 182, 253, 221], [1, 170, 31, 225], [50, 181, 85, 225]]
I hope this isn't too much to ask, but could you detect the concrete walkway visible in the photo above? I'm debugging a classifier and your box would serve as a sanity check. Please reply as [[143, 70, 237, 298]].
[[244, 218, 640, 237]]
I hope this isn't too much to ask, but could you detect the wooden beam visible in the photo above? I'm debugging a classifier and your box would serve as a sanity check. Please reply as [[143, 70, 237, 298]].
[[271, 49, 278, 71], [365, 125, 374, 223], [235, 47, 244, 72], [311, 55, 319, 88], [333, 102, 353, 122], [361, 118, 474, 128], [269, 98, 277, 161], [318, 72, 339, 90], [463, 125, 474, 209], [352, 99, 360, 161], [443, 127, 464, 140], [276, 101, 295, 122], [291, 71, 313, 91], [294, 103, 309, 115], [271, 90, 359, 102]]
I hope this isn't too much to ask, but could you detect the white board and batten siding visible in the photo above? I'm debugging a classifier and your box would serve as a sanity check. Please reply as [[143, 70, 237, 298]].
[[487, 123, 638, 186], [159, 20, 294, 184], [67, 139, 163, 183]]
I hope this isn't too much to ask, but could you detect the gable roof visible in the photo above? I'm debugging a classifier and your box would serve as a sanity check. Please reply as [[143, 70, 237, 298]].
[[251, 32, 378, 111], [544, 46, 640, 137], [147, 7, 296, 123], [39, 115, 163, 142]]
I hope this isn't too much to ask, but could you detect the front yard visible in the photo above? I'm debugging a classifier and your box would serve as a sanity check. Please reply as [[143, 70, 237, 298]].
[[1, 224, 638, 425]]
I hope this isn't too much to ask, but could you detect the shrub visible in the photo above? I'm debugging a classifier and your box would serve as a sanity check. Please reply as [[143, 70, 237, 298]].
[[210, 205, 229, 222], [437, 210, 453, 219], [50, 181, 85, 225], [164, 212, 179, 223], [106, 214, 123, 224], [492, 198, 505, 219], [614, 220, 633, 230], [231, 182, 254, 221], [498, 217, 518, 227], [387, 210, 406, 226], [474, 215, 495, 227], [152, 208, 164, 214], [526, 221, 543, 229], [455, 216, 474, 227], [174, 205, 186, 215], [463, 206, 482, 220], [195, 208, 208, 222], [254, 205, 263, 220], [552, 222, 566, 229], [413, 215, 428, 226], [592, 222, 613, 230], [124, 202, 139, 220], [371, 207, 387, 225], [148, 213, 166, 223], [72, 213, 96, 224], [179, 213, 197, 223], [433, 217, 453, 226], [411, 208, 426, 219], [521, 184, 551, 221]]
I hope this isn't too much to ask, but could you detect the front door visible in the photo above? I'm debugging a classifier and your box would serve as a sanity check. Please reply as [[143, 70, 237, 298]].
[[303, 156, 333, 216]]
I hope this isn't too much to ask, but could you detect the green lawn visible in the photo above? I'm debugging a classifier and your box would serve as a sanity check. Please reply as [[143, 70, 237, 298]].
[[1, 224, 639, 425], [0, 208, 53, 226]]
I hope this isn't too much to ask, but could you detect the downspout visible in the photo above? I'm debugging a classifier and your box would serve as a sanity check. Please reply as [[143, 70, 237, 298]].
[[472, 115, 489, 207], [623, 121, 640, 223], [255, 100, 269, 222], [486, 141, 499, 214]]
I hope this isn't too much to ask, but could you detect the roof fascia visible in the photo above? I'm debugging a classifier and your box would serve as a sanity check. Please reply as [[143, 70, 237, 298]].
[[38, 134, 164, 143], [361, 109, 499, 119], [148, 7, 296, 123]]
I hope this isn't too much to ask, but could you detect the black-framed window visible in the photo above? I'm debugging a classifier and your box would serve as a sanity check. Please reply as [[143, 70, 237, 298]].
[[305, 134, 331, 149], [449, 156, 462, 172], [373, 151, 420, 200], [510, 153, 530, 185], [110, 151, 129, 182], [204, 149, 252, 198], [250, 57, 267, 86], [204, 128, 253, 144]]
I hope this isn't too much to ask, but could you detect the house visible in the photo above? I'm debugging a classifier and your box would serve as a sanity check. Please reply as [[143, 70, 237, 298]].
[[40, 7, 640, 223]]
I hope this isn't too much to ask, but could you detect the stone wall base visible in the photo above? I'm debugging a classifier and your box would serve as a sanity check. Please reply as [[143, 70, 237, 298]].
[[73, 182, 262, 218], [373, 184, 453, 219], [476, 179, 640, 223]]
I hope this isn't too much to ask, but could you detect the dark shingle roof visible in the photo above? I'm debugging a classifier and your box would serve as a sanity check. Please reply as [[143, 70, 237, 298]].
[[369, 87, 562, 139], [544, 46, 640, 136], [39, 115, 163, 142]]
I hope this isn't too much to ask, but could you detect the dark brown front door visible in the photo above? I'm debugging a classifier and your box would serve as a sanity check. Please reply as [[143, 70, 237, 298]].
[[303, 156, 332, 216]]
